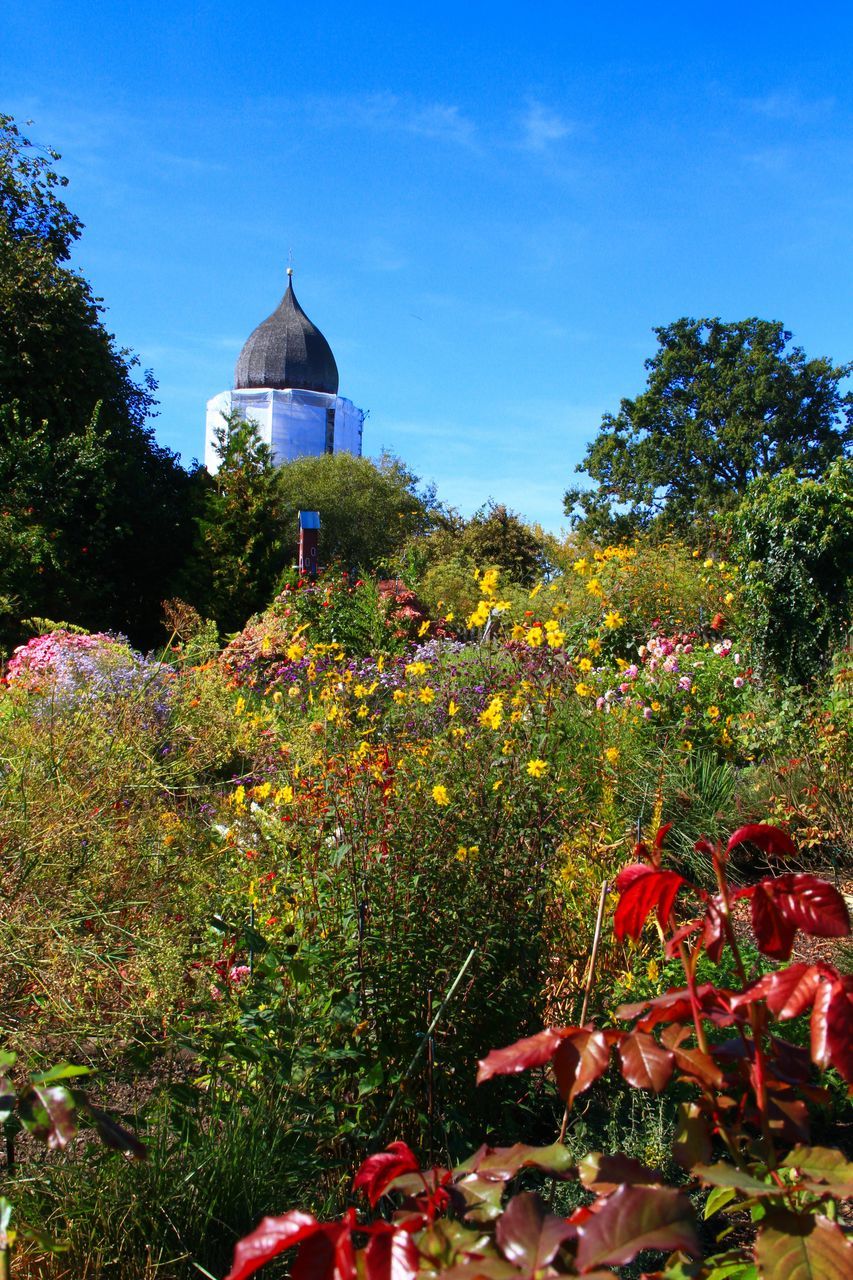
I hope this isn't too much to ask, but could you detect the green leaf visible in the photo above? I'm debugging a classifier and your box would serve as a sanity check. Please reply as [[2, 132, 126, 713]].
[[705, 1186, 739, 1218], [31, 1063, 91, 1085], [693, 1164, 778, 1197]]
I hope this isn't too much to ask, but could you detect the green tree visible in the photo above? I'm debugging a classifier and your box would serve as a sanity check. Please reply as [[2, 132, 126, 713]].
[[275, 450, 437, 572], [189, 415, 287, 633], [726, 459, 853, 681], [565, 317, 852, 539], [0, 113, 192, 645]]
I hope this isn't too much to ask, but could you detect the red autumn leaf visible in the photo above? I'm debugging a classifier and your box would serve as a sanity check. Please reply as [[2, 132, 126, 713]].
[[552, 1029, 610, 1106], [756, 1210, 853, 1280], [614, 862, 652, 892], [726, 824, 797, 860], [496, 1192, 577, 1272], [577, 1152, 664, 1193], [672, 1101, 712, 1171], [364, 1227, 420, 1280], [750, 875, 850, 960], [224, 1211, 322, 1280], [664, 918, 703, 958], [613, 870, 686, 941], [292, 1222, 356, 1280], [654, 821, 673, 850], [750, 883, 796, 959], [813, 974, 853, 1082], [617, 1031, 675, 1092], [353, 1142, 421, 1206], [702, 897, 726, 962], [574, 1185, 700, 1270], [732, 964, 827, 1019], [618, 984, 733, 1031], [672, 1046, 724, 1089], [477, 1028, 570, 1083]]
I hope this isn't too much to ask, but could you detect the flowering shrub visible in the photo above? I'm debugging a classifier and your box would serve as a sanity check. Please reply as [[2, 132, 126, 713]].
[[222, 824, 852, 1280], [6, 630, 174, 724]]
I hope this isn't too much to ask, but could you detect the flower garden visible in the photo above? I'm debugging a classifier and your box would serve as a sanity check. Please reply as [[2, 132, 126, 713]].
[[0, 539, 850, 1280]]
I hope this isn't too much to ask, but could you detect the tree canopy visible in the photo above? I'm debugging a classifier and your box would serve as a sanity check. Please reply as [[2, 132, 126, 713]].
[[565, 317, 852, 539], [0, 114, 193, 646]]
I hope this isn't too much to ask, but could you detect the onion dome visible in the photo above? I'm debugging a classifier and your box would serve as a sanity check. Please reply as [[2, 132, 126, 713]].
[[234, 270, 339, 394]]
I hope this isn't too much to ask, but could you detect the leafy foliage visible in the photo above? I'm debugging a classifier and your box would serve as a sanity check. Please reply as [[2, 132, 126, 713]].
[[565, 317, 852, 538], [726, 459, 853, 681], [0, 114, 193, 647]]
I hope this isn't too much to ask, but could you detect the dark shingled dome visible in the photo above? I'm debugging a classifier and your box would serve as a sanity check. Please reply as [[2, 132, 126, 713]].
[[234, 277, 339, 394]]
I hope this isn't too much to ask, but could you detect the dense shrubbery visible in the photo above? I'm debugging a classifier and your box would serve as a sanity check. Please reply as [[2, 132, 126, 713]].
[[0, 538, 849, 1278]]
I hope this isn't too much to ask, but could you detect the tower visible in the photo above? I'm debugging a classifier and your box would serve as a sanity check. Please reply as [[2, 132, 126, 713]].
[[204, 269, 364, 472]]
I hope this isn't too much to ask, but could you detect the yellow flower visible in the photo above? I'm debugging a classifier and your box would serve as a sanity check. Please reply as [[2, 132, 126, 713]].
[[706, 705, 721, 721], [586, 577, 603, 597], [575, 682, 593, 697], [480, 568, 500, 597], [526, 625, 544, 648], [447, 698, 460, 717], [254, 781, 272, 800], [354, 683, 369, 698], [572, 558, 588, 575], [286, 641, 305, 662], [445, 611, 454, 622], [704, 557, 714, 569], [466, 601, 491, 628], [418, 620, 431, 637], [479, 696, 504, 730], [418, 686, 435, 704], [604, 746, 620, 765], [235, 696, 246, 716], [432, 784, 450, 806], [546, 628, 565, 649], [651, 700, 661, 712], [529, 582, 543, 599], [274, 784, 294, 805], [393, 689, 407, 704], [603, 610, 625, 630], [526, 758, 548, 777], [587, 637, 602, 655], [405, 661, 427, 676], [288, 685, 300, 699], [578, 657, 593, 672], [492, 779, 504, 791], [233, 785, 246, 808], [647, 959, 660, 984], [724, 592, 734, 605]]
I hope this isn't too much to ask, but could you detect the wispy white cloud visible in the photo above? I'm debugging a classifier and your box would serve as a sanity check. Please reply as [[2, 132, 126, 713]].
[[519, 100, 574, 152], [742, 90, 834, 124], [306, 92, 478, 148]]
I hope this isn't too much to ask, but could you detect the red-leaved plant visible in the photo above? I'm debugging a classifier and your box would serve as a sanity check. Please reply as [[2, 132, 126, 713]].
[[223, 824, 852, 1280]]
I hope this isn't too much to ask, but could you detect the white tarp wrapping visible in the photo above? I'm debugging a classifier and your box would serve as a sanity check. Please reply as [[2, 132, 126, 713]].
[[204, 388, 364, 473]]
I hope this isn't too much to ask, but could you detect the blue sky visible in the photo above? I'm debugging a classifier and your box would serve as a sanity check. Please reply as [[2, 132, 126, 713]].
[[2, 1, 852, 530]]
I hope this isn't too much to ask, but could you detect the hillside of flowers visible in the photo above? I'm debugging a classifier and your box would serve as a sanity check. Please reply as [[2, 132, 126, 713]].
[[0, 539, 850, 1279]]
